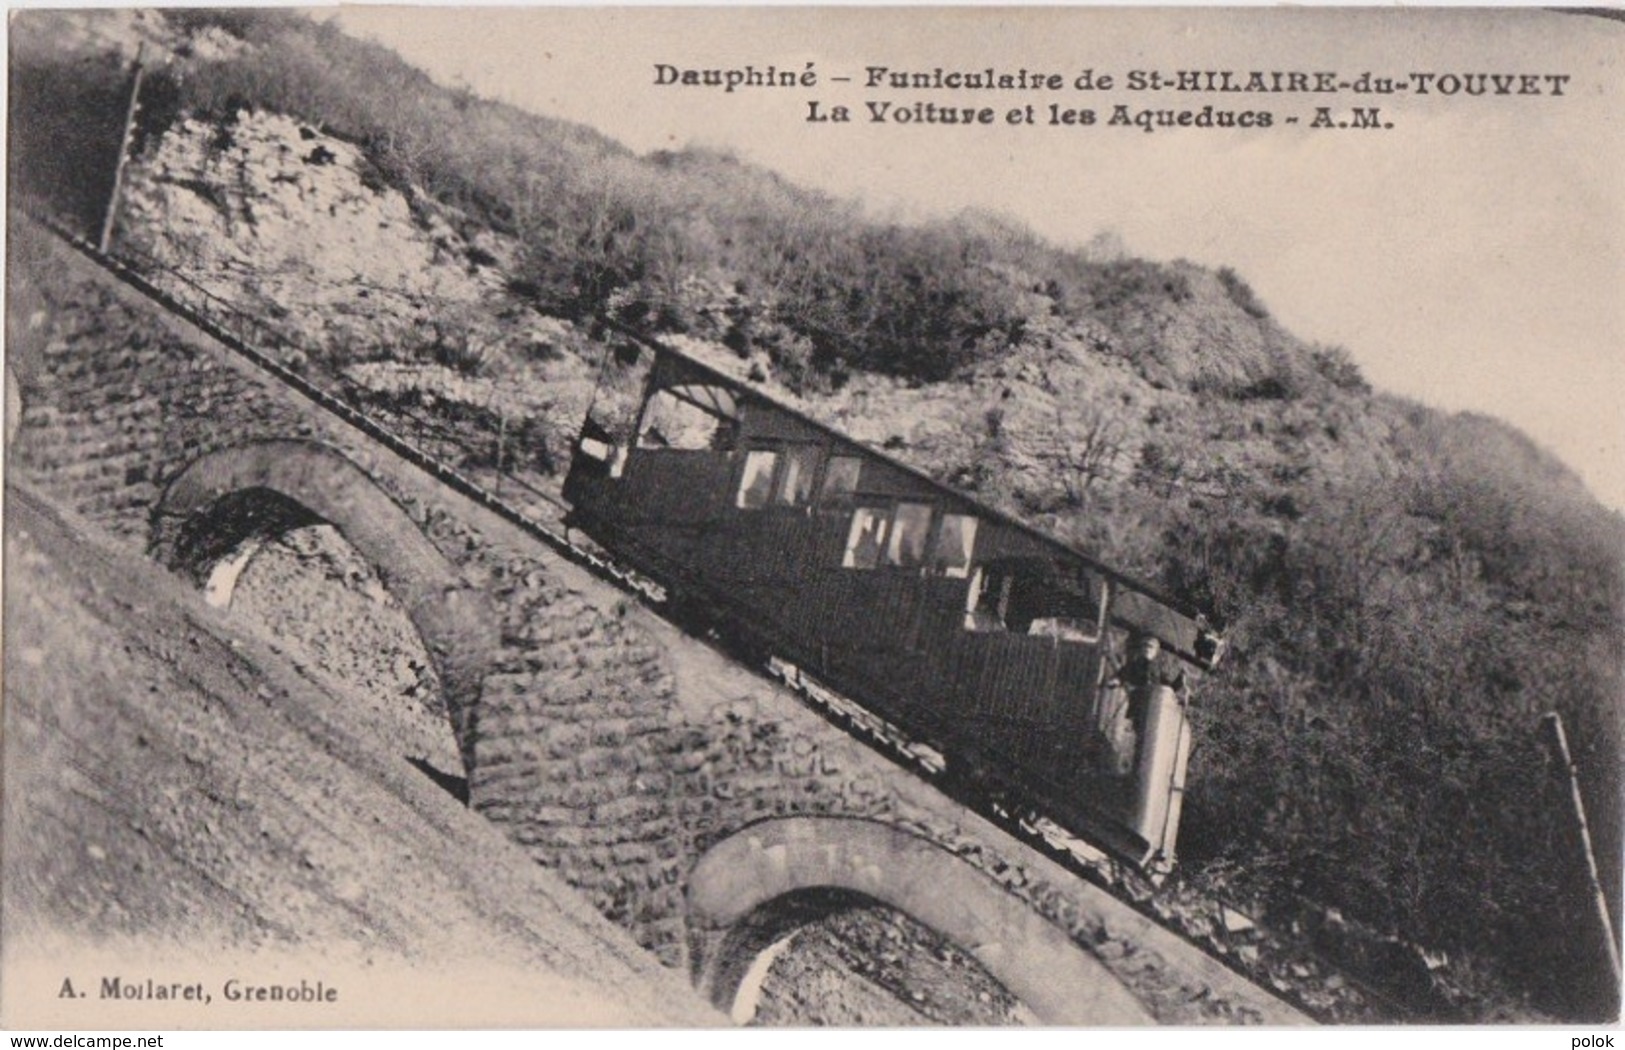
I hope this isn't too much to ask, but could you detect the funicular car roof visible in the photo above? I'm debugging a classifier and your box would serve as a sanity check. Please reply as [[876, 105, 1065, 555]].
[[615, 322, 1222, 666]]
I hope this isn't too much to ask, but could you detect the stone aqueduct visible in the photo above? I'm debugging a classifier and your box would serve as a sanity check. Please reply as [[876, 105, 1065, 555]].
[[6, 219, 1303, 1024]]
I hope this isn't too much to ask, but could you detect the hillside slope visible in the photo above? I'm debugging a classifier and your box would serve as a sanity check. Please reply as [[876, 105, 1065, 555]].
[[0, 482, 721, 1029]]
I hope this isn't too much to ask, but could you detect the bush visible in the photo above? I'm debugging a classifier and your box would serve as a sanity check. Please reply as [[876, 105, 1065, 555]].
[[1162, 465, 1624, 1017], [7, 41, 131, 229], [1310, 343, 1371, 393], [1218, 265, 1270, 319], [1084, 258, 1193, 313]]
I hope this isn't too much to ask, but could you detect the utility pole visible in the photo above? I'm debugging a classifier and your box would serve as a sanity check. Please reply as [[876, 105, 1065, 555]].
[[99, 42, 146, 254], [1541, 711, 1622, 1001]]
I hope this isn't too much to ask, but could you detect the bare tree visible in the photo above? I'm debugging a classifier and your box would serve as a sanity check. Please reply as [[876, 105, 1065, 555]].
[[1054, 399, 1128, 509]]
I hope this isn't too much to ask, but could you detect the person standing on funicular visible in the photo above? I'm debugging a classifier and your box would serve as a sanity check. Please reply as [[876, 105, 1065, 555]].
[[1108, 632, 1186, 771]]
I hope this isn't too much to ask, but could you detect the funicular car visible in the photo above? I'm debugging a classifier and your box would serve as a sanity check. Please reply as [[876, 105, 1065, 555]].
[[564, 339, 1224, 871]]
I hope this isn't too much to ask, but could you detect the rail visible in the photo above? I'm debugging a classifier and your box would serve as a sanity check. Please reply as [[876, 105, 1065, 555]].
[[16, 206, 1430, 1025]]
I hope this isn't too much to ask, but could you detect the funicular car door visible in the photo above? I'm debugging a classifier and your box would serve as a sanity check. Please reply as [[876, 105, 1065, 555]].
[[612, 368, 741, 577], [807, 463, 940, 729], [714, 408, 827, 620], [945, 551, 1109, 789]]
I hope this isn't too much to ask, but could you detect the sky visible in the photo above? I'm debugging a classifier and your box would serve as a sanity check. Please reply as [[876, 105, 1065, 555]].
[[332, 6, 1625, 508]]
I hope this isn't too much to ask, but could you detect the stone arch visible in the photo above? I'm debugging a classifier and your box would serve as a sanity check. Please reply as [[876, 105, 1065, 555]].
[[151, 438, 497, 771], [687, 816, 1153, 1026]]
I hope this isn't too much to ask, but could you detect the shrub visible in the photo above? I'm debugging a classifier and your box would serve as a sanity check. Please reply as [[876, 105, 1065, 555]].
[[1310, 343, 1372, 393], [1161, 469, 1624, 1017], [1218, 265, 1270, 319], [7, 42, 131, 229]]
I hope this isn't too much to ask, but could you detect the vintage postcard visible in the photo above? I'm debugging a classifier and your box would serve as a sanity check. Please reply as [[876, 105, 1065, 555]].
[[3, 5, 1621, 1032]]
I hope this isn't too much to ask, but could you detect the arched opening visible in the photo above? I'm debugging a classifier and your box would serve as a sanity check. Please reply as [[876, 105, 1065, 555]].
[[719, 886, 1037, 1026], [167, 486, 324, 605], [688, 816, 1153, 1026], [170, 487, 455, 781], [152, 440, 496, 783]]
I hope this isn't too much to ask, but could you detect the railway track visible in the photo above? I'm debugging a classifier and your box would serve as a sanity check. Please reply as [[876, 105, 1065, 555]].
[[17, 207, 1435, 1024]]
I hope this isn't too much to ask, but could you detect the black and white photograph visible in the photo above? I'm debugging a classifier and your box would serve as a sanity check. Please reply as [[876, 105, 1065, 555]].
[[2, 5, 1621, 1033]]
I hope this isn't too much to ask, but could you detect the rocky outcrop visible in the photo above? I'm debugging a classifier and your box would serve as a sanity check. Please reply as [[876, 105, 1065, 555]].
[[122, 111, 504, 358]]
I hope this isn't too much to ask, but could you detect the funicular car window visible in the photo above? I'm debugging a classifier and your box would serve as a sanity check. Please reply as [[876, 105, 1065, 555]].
[[820, 456, 862, 502], [638, 386, 734, 451], [886, 503, 933, 568], [963, 560, 1105, 642], [964, 566, 1012, 631], [737, 450, 778, 509], [1027, 615, 1100, 643], [1026, 567, 1106, 643], [776, 446, 819, 506], [843, 507, 889, 569], [930, 514, 978, 578]]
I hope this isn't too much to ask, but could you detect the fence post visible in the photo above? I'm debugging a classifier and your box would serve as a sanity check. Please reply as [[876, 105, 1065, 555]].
[[1541, 711, 1623, 1006], [99, 43, 146, 254], [495, 409, 507, 497]]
